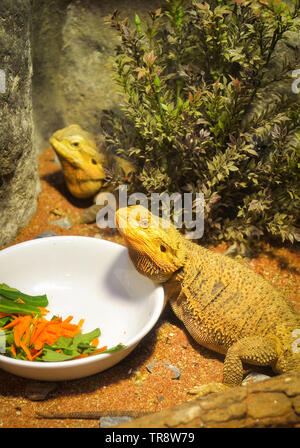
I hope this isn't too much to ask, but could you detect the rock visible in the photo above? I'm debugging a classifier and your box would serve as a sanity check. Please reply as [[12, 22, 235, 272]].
[[49, 208, 65, 217], [0, 0, 40, 246], [146, 361, 181, 379], [31, 0, 162, 151], [116, 372, 300, 428], [34, 230, 58, 239], [25, 381, 58, 401], [80, 205, 103, 224], [48, 217, 72, 230], [247, 392, 292, 420], [99, 416, 133, 428], [242, 372, 271, 386]]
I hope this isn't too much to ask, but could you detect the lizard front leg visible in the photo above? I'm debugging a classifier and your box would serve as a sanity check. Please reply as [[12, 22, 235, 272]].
[[190, 336, 278, 397]]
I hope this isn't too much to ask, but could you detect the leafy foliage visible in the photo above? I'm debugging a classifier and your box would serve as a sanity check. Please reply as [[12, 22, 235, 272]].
[[103, 0, 300, 251]]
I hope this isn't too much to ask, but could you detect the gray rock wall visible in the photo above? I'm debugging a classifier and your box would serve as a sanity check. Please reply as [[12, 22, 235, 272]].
[[31, 0, 162, 151], [0, 0, 161, 245], [0, 0, 40, 246]]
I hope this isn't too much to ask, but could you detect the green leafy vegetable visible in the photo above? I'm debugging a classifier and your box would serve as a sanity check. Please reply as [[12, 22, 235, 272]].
[[38, 328, 125, 362], [0, 284, 125, 362], [0, 294, 43, 316], [101, 344, 126, 354], [0, 283, 48, 307], [39, 348, 81, 362], [0, 316, 11, 327]]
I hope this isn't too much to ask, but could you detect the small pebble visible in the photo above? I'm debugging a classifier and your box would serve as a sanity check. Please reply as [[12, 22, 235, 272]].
[[166, 363, 181, 380], [99, 416, 133, 428], [34, 230, 58, 239], [48, 217, 72, 230], [50, 207, 65, 217], [242, 372, 271, 385], [146, 361, 181, 379]]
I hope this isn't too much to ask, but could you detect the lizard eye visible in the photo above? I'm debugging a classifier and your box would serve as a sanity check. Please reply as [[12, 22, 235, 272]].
[[160, 245, 166, 253], [72, 142, 79, 147]]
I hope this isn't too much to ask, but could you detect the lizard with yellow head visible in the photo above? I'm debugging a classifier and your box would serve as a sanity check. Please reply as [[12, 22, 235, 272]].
[[50, 124, 107, 199], [50, 124, 136, 222], [116, 205, 300, 396]]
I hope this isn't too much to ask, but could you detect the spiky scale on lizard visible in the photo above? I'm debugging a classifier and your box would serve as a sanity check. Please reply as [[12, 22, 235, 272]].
[[115, 205, 300, 396]]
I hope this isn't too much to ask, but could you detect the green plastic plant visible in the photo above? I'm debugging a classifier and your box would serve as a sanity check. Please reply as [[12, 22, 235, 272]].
[[104, 0, 300, 252]]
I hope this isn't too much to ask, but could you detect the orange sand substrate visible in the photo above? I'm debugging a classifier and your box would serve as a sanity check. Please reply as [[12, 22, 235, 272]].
[[0, 147, 299, 428]]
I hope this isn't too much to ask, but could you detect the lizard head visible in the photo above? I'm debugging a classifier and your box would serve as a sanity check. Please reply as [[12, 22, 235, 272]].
[[116, 205, 186, 282], [49, 124, 107, 199]]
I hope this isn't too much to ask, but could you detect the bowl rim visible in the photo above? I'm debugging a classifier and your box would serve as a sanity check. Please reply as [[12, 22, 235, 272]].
[[0, 235, 165, 370]]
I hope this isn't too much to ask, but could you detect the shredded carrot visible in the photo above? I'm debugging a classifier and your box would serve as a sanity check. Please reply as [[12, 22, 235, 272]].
[[0, 312, 12, 318], [0, 304, 111, 361], [23, 320, 32, 346], [1, 313, 91, 361], [20, 341, 33, 361], [16, 298, 25, 304], [0, 317, 23, 330], [72, 347, 107, 360], [89, 346, 107, 356], [38, 307, 50, 316], [30, 320, 49, 346], [31, 349, 43, 360], [73, 353, 89, 360], [78, 319, 84, 329], [91, 337, 99, 347], [14, 315, 32, 347], [58, 329, 79, 338]]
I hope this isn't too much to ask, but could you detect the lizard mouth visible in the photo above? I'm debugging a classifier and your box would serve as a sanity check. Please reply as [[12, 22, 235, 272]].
[[115, 207, 182, 274]]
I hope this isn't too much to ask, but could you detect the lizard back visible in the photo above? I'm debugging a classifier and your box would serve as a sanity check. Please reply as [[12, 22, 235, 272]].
[[168, 243, 300, 355]]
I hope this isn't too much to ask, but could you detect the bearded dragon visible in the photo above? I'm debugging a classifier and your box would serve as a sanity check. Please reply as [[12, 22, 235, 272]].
[[116, 205, 300, 395], [50, 124, 135, 222]]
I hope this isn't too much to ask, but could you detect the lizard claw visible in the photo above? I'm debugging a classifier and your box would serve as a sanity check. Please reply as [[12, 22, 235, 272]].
[[188, 382, 230, 398]]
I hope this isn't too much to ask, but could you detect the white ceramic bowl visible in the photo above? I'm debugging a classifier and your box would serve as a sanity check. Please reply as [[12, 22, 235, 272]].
[[0, 236, 164, 381]]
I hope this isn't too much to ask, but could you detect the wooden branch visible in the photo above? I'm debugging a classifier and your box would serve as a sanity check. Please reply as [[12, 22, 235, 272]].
[[116, 372, 300, 428]]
